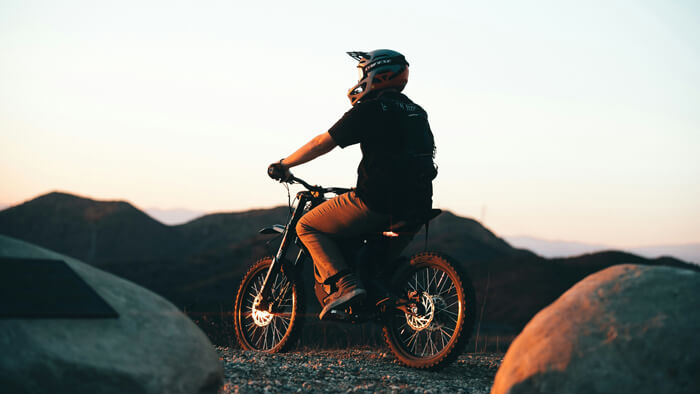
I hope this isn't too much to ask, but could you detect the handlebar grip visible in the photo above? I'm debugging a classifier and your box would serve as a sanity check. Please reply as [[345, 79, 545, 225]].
[[267, 162, 284, 180], [267, 164, 278, 179]]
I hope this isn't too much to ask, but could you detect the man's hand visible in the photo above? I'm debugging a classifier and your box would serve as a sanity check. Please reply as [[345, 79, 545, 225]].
[[267, 160, 292, 182]]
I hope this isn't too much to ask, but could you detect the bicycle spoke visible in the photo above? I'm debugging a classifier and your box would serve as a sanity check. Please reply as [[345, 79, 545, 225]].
[[442, 307, 459, 316], [435, 271, 447, 294], [279, 316, 290, 331], [421, 333, 430, 356], [438, 328, 448, 349], [406, 328, 420, 349], [254, 328, 264, 348], [407, 281, 416, 292], [430, 331, 439, 356], [262, 323, 270, 349], [271, 319, 280, 347], [438, 327, 451, 347], [425, 331, 434, 356], [425, 268, 433, 293], [445, 283, 456, 295]]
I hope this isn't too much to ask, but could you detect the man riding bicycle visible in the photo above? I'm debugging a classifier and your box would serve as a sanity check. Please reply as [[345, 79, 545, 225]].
[[268, 49, 437, 320]]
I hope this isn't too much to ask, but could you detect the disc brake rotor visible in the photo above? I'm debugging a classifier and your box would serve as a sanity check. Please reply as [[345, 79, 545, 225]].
[[251, 295, 273, 327], [405, 292, 435, 330]]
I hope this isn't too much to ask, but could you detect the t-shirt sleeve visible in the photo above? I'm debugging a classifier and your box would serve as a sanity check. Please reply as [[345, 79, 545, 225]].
[[328, 101, 375, 148]]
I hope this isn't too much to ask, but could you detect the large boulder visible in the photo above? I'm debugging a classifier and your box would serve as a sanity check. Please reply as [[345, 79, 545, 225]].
[[492, 264, 700, 394], [0, 235, 223, 394]]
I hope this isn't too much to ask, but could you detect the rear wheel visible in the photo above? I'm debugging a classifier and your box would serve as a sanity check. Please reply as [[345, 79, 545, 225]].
[[382, 252, 476, 370], [234, 257, 303, 352]]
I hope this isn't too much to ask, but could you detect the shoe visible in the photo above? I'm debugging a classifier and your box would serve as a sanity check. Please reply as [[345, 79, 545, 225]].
[[319, 273, 366, 320]]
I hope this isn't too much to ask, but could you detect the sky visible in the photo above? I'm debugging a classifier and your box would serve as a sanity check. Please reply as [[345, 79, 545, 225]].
[[1, 0, 698, 248]]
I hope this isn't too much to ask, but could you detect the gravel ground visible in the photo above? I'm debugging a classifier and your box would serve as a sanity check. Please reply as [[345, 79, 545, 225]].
[[216, 347, 502, 393]]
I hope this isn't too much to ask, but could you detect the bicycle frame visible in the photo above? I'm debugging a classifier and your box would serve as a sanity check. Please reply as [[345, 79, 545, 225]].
[[256, 178, 349, 311]]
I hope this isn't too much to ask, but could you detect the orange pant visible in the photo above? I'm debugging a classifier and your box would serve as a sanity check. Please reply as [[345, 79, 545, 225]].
[[296, 191, 415, 284]]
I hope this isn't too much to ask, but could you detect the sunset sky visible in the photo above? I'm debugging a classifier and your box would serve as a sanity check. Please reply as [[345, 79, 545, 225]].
[[1, 1, 698, 248]]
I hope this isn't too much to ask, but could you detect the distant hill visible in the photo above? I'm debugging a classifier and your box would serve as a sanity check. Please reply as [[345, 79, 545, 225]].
[[628, 244, 700, 265], [1, 191, 696, 330], [144, 207, 204, 225], [0, 192, 177, 264], [506, 236, 700, 264], [406, 211, 531, 263]]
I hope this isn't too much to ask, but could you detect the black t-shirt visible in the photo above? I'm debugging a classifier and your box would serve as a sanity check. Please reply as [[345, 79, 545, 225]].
[[328, 91, 437, 217]]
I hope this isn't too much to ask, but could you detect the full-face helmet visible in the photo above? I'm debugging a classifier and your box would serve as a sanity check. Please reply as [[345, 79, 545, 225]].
[[347, 49, 409, 106]]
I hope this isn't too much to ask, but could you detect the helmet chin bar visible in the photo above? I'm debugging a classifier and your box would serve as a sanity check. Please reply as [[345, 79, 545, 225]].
[[347, 82, 366, 106]]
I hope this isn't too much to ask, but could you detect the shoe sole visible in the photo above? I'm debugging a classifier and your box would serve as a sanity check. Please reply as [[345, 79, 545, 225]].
[[319, 289, 367, 320]]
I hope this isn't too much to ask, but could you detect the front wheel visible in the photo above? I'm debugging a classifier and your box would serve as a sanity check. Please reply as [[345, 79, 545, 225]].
[[382, 252, 476, 370], [234, 257, 304, 352]]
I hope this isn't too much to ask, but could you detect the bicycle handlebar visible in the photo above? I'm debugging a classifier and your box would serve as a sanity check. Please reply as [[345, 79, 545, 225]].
[[288, 175, 350, 195], [268, 162, 349, 194]]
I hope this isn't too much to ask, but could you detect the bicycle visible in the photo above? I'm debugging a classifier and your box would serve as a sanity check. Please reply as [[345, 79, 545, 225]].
[[233, 174, 476, 370]]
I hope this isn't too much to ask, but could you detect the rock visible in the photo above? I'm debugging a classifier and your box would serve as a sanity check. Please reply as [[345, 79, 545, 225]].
[[492, 264, 700, 394], [0, 235, 223, 394]]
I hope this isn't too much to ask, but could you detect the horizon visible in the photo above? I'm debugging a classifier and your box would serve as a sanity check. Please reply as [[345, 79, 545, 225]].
[[2, 188, 700, 264], [2, 190, 700, 257], [1, 1, 699, 248]]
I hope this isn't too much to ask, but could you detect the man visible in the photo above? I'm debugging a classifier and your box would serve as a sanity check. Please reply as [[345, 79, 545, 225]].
[[268, 49, 437, 320]]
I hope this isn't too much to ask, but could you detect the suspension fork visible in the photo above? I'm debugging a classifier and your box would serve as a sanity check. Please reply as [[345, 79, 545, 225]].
[[268, 248, 307, 311], [256, 195, 310, 310]]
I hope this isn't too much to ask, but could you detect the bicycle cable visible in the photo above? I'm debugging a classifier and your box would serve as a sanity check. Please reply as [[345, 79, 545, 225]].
[[283, 182, 292, 219]]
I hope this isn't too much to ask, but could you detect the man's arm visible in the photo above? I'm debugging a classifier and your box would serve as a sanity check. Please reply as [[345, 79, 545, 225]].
[[281, 132, 337, 168]]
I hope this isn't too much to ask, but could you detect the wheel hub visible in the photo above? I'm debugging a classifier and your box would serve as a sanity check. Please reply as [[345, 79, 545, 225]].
[[252, 295, 273, 327], [405, 292, 435, 330]]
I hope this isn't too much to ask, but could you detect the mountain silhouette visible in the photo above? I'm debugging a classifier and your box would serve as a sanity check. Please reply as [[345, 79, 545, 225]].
[[505, 235, 700, 264], [0, 191, 695, 330], [0, 192, 176, 264], [405, 211, 531, 262]]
